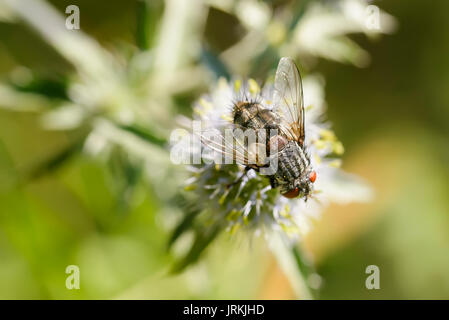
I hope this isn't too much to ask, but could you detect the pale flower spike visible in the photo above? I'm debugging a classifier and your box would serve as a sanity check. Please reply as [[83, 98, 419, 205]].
[[174, 63, 372, 240]]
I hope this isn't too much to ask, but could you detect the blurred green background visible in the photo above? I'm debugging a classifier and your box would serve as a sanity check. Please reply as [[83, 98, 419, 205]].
[[0, 0, 448, 299]]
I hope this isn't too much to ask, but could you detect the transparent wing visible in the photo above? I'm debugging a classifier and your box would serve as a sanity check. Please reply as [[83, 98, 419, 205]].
[[273, 57, 305, 145], [196, 127, 268, 167]]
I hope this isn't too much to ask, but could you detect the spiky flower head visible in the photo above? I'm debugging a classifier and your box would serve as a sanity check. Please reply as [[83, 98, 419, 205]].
[[172, 67, 372, 240]]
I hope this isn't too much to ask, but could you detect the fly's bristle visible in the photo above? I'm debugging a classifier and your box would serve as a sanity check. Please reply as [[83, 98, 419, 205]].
[[234, 81, 263, 106], [231, 100, 262, 122]]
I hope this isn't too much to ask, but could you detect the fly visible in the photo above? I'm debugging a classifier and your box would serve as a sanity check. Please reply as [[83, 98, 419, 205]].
[[200, 57, 316, 199]]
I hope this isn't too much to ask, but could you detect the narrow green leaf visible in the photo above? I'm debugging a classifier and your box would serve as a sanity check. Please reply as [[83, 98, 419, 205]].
[[117, 123, 166, 147], [170, 223, 222, 273], [136, 0, 164, 50], [288, 0, 312, 32], [9, 75, 69, 101], [25, 132, 87, 180], [200, 47, 231, 80], [167, 206, 200, 249]]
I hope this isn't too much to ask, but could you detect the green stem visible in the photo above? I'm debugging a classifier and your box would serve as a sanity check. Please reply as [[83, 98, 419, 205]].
[[269, 232, 314, 300]]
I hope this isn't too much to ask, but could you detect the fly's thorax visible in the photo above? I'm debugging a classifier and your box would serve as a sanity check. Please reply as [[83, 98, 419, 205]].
[[233, 101, 279, 131]]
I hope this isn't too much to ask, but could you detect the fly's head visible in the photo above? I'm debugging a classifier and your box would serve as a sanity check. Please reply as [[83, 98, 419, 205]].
[[282, 168, 317, 200]]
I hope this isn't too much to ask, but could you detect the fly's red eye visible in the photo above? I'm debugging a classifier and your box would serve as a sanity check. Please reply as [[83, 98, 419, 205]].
[[309, 171, 317, 183], [282, 188, 300, 198]]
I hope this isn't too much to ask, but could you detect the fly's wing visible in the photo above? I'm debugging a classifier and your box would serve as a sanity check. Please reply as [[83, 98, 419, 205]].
[[272, 57, 305, 145], [196, 126, 268, 167]]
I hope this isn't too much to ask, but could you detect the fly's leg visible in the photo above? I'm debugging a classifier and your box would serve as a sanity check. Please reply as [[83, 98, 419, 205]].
[[269, 176, 279, 189]]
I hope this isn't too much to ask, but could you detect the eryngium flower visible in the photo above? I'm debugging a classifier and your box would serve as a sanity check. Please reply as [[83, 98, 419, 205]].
[[172, 74, 372, 238]]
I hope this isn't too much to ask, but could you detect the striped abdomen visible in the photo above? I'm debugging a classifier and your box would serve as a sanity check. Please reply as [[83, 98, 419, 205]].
[[271, 141, 310, 191]]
